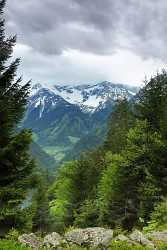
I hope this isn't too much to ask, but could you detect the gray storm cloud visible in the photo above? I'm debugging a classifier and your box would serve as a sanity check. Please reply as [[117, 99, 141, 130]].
[[5, 0, 167, 61]]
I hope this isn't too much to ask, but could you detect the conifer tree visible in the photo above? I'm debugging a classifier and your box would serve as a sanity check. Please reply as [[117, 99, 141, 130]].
[[98, 120, 166, 230], [0, 0, 35, 232], [104, 98, 135, 153], [136, 71, 167, 133], [32, 178, 53, 233]]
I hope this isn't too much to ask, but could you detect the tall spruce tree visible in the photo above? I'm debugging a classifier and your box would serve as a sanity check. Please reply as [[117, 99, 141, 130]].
[[98, 120, 166, 230], [32, 178, 53, 233], [136, 71, 167, 133], [104, 98, 135, 153], [0, 0, 35, 232]]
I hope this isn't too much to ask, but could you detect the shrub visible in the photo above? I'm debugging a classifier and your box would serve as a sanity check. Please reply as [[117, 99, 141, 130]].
[[143, 199, 167, 233], [158, 243, 167, 250], [113, 225, 127, 237], [109, 241, 150, 250], [5, 228, 20, 241], [0, 240, 31, 250]]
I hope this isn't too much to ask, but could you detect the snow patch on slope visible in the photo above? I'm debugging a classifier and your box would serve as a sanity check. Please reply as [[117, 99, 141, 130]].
[[29, 81, 137, 116]]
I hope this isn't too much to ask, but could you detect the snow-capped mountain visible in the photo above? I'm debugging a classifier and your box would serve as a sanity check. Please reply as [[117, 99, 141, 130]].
[[24, 81, 138, 167], [28, 87, 70, 119], [29, 81, 137, 117]]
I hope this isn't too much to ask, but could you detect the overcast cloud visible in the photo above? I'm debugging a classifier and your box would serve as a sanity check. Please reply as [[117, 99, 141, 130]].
[[5, 0, 167, 86]]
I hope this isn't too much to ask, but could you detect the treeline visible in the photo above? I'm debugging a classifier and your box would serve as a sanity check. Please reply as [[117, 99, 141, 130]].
[[49, 72, 167, 232]]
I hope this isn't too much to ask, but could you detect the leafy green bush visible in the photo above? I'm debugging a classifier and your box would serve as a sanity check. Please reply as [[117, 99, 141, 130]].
[[144, 199, 167, 233], [113, 225, 127, 237], [0, 240, 31, 250], [109, 241, 167, 250], [5, 228, 20, 241], [109, 241, 150, 250], [73, 199, 99, 228], [158, 243, 167, 250], [1, 240, 167, 250]]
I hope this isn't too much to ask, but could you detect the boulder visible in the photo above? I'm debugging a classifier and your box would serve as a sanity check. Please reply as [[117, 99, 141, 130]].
[[129, 230, 155, 249], [18, 233, 42, 250], [147, 231, 167, 242], [43, 232, 63, 249], [115, 234, 134, 245], [65, 228, 88, 246], [65, 227, 113, 248], [115, 234, 130, 241]]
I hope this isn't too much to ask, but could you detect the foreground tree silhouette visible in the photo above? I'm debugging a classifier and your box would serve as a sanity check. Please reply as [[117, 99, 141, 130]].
[[0, 0, 35, 233]]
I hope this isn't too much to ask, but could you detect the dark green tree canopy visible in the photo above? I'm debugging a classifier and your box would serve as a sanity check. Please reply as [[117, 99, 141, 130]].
[[0, 0, 35, 233], [104, 98, 135, 153], [49, 71, 167, 232]]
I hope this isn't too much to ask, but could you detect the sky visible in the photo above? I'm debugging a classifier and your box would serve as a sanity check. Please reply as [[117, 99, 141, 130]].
[[5, 0, 167, 86]]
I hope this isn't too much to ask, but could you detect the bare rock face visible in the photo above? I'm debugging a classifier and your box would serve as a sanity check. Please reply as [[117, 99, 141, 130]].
[[18, 233, 42, 250], [43, 232, 63, 249], [65, 227, 113, 248], [147, 231, 167, 242], [129, 230, 156, 249]]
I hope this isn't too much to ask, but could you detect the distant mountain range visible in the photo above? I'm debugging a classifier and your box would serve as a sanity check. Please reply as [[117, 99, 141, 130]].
[[23, 81, 138, 169]]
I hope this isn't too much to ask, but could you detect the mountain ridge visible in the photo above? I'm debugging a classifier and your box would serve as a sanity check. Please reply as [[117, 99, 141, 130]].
[[30, 81, 137, 115], [24, 81, 138, 168]]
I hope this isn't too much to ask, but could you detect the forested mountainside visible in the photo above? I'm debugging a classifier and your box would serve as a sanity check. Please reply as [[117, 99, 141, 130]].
[[49, 72, 167, 233], [30, 142, 56, 171], [23, 82, 138, 166]]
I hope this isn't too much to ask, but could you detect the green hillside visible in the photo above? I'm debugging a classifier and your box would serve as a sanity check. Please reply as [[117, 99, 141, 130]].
[[30, 141, 57, 171]]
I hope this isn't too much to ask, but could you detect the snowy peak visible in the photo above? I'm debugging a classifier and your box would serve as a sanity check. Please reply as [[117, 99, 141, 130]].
[[30, 83, 43, 97], [28, 87, 69, 119], [51, 82, 136, 109], [29, 81, 137, 117]]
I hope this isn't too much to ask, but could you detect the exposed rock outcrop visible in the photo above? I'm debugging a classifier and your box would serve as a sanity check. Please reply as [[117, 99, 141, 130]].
[[115, 234, 135, 245], [129, 230, 156, 249], [147, 231, 167, 242], [18, 233, 42, 250], [19, 228, 167, 249], [43, 232, 63, 249], [65, 227, 114, 248]]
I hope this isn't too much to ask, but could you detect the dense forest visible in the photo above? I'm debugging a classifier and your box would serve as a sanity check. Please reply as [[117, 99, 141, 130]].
[[1, 0, 167, 249], [49, 79, 167, 233]]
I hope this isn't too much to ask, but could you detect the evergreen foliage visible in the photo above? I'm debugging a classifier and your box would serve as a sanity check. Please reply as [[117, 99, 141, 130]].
[[49, 149, 106, 231], [136, 71, 167, 135], [32, 176, 54, 233], [0, 0, 35, 233], [143, 198, 167, 232], [104, 98, 135, 153], [50, 70, 167, 232], [99, 120, 166, 229]]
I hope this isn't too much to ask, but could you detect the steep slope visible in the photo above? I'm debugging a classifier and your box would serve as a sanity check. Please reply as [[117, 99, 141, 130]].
[[23, 82, 138, 166], [30, 142, 56, 171]]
